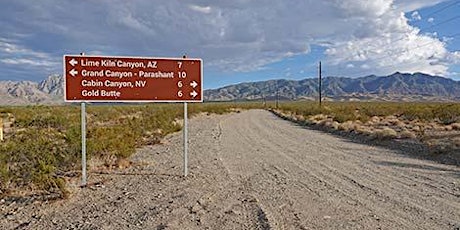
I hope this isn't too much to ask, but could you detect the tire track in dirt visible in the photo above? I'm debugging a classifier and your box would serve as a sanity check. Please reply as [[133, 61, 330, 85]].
[[1, 110, 458, 229], [216, 110, 459, 229]]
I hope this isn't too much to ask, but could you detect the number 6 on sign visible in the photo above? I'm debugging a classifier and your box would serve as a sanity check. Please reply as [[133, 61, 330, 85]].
[[177, 81, 183, 88], [177, 91, 183, 97]]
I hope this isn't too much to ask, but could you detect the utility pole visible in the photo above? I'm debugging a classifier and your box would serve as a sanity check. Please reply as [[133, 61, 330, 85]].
[[262, 93, 266, 108], [275, 81, 279, 109], [318, 61, 322, 107]]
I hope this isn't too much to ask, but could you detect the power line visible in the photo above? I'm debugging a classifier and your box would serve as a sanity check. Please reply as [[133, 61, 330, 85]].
[[327, 32, 460, 77], [421, 14, 460, 32], [335, 6, 460, 63], [355, 13, 460, 56], [420, 0, 460, 19]]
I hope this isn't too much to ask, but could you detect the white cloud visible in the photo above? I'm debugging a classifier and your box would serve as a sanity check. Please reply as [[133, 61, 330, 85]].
[[394, 0, 445, 12], [0, 58, 55, 67], [428, 17, 435, 23], [0, 0, 457, 81], [411, 11, 422, 21], [0, 38, 57, 68], [322, 0, 459, 77], [189, 5, 212, 14]]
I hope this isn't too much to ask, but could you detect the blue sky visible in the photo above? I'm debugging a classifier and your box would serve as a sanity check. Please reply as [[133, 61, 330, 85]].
[[0, 0, 459, 89]]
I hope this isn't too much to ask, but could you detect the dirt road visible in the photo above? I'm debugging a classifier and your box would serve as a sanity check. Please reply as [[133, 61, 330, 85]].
[[1, 110, 459, 229]]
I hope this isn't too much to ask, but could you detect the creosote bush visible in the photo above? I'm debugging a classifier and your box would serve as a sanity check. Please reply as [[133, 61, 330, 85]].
[[0, 102, 264, 197]]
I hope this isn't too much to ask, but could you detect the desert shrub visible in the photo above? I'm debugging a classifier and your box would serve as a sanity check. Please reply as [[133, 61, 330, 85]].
[[373, 127, 398, 140], [0, 128, 70, 196], [400, 130, 417, 139], [0, 102, 265, 197], [432, 104, 460, 125], [451, 123, 460, 130]]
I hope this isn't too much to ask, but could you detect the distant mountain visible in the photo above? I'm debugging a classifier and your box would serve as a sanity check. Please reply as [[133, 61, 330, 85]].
[[0, 74, 63, 105], [204, 72, 460, 101], [1, 72, 460, 105]]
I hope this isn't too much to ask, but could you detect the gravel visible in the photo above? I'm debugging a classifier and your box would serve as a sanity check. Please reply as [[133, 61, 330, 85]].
[[1, 109, 459, 229]]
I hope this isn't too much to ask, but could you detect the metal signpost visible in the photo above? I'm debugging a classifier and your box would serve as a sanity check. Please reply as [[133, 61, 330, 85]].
[[64, 55, 203, 186]]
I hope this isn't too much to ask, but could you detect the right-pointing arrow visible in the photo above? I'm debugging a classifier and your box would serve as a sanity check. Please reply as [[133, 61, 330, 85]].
[[69, 69, 78, 77], [190, 90, 198, 98], [69, 58, 78, 67], [190, 81, 198, 88]]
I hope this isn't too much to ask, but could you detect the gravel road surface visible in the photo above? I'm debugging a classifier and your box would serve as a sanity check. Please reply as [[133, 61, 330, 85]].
[[1, 109, 459, 229]]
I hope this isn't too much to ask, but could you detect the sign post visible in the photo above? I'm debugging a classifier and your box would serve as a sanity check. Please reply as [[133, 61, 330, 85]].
[[64, 55, 203, 181], [183, 102, 188, 177], [81, 102, 87, 186]]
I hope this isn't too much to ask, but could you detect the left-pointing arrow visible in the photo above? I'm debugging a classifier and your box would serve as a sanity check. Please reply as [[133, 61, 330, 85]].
[[69, 69, 78, 77], [69, 58, 78, 66]]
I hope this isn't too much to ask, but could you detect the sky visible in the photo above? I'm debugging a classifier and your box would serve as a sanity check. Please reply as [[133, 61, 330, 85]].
[[0, 0, 459, 89]]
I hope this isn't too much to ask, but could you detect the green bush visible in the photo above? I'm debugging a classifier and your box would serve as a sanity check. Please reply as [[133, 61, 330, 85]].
[[0, 102, 264, 197]]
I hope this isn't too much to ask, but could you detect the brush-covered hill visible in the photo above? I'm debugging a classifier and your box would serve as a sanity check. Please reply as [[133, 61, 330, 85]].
[[204, 72, 460, 101], [1, 72, 460, 105]]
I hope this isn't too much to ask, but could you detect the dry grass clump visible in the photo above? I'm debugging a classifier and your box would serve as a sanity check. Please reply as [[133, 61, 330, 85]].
[[453, 137, 460, 147], [1, 102, 263, 198], [400, 129, 417, 139], [354, 125, 374, 136], [275, 101, 460, 158], [369, 116, 381, 123], [310, 114, 329, 123], [293, 114, 305, 122], [373, 127, 398, 140], [451, 123, 460, 130], [318, 119, 340, 130], [338, 121, 355, 131]]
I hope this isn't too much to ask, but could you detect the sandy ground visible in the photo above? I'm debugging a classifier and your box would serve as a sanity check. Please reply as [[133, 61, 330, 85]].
[[1, 109, 459, 229]]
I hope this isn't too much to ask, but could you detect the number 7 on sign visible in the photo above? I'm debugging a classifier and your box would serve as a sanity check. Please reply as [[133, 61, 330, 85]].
[[177, 61, 182, 68]]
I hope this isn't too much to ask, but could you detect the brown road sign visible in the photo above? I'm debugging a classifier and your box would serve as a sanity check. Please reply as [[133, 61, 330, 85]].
[[63, 55, 203, 102]]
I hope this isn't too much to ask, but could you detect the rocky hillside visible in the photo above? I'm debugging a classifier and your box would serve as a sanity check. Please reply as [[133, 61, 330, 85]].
[[1, 72, 460, 105], [204, 72, 460, 101], [0, 74, 63, 105]]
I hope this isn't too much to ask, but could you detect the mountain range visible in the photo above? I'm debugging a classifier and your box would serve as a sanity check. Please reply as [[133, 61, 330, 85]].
[[0, 74, 63, 105], [1, 72, 460, 105], [204, 72, 460, 102]]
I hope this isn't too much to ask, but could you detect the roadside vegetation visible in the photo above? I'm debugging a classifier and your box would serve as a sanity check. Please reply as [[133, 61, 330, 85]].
[[2, 101, 459, 199], [0, 102, 263, 198], [271, 101, 460, 155]]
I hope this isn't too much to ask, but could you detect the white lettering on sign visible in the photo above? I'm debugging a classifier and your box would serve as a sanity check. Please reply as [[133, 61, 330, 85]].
[[117, 60, 145, 69], [139, 71, 174, 78], [105, 70, 133, 78], [65, 55, 202, 102], [82, 79, 103, 87], [147, 61, 157, 68], [82, 70, 104, 77], [135, 81, 146, 87], [82, 90, 99, 97], [101, 90, 121, 97], [104, 80, 133, 88], [81, 59, 100, 67], [101, 59, 116, 67]]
